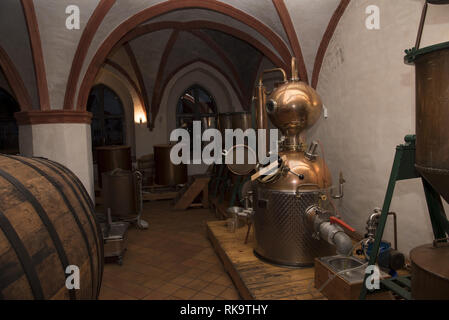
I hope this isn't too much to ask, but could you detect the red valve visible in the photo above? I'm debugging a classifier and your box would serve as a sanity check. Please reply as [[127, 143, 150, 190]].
[[330, 216, 355, 233]]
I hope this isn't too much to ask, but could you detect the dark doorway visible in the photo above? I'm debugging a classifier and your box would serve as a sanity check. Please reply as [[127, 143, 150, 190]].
[[87, 84, 125, 161], [0, 88, 20, 154]]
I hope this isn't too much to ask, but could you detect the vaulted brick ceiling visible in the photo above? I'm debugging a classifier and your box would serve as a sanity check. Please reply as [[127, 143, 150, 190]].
[[0, 0, 348, 115]]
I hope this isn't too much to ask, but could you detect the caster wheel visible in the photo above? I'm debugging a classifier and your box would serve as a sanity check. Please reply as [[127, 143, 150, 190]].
[[137, 219, 149, 229]]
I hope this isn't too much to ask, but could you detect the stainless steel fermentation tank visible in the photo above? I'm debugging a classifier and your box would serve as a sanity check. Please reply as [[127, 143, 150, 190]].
[[246, 58, 352, 267]]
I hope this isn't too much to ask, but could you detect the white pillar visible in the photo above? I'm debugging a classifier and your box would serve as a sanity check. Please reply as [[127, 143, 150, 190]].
[[18, 121, 95, 202]]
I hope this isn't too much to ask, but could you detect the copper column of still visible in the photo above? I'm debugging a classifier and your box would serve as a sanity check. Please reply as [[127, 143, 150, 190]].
[[250, 58, 352, 267]]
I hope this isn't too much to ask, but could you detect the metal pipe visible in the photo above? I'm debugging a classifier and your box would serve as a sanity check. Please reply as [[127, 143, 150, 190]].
[[319, 222, 353, 255], [366, 209, 398, 250], [291, 57, 299, 81], [415, 1, 428, 49], [258, 68, 287, 86], [255, 83, 268, 131], [332, 171, 345, 199], [255, 66, 288, 153], [305, 206, 353, 255], [389, 212, 398, 250]]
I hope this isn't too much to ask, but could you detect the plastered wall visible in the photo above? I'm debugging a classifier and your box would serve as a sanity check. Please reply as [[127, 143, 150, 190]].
[[308, 0, 449, 255], [19, 123, 95, 201]]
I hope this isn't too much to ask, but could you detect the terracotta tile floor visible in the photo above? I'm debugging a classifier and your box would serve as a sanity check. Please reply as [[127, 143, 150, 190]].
[[99, 200, 240, 300]]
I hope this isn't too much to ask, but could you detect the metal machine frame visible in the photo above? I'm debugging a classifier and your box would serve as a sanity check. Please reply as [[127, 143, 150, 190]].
[[359, 135, 449, 299]]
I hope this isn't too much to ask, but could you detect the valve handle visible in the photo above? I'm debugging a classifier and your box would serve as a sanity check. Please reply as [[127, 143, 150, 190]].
[[330, 216, 355, 233]]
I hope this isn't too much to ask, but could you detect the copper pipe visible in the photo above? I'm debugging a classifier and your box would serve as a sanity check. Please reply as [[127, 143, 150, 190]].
[[255, 84, 268, 131], [258, 68, 287, 87], [389, 212, 398, 251], [291, 57, 299, 81], [255, 67, 287, 132]]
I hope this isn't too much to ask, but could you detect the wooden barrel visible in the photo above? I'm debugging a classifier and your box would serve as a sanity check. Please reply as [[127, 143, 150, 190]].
[[0, 154, 103, 300]]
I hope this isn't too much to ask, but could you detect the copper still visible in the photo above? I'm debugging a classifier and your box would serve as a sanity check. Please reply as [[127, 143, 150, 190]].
[[247, 58, 352, 267], [154, 144, 187, 185]]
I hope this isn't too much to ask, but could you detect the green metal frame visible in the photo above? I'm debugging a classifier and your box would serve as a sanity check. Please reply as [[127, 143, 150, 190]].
[[359, 135, 449, 300]]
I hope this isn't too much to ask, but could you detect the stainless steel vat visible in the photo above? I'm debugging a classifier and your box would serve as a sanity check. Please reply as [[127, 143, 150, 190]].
[[102, 169, 137, 217], [253, 187, 335, 267], [96, 145, 132, 187]]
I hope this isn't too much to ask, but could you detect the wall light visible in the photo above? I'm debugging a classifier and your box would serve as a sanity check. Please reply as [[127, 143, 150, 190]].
[[134, 111, 147, 124]]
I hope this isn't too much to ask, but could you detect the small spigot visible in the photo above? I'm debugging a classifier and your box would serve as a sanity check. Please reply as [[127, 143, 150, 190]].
[[305, 141, 318, 161], [331, 171, 345, 199], [242, 190, 254, 210]]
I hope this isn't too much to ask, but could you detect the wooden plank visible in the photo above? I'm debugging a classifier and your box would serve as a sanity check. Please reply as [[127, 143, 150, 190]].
[[174, 176, 210, 210], [142, 191, 178, 201], [206, 220, 325, 300], [206, 222, 253, 300]]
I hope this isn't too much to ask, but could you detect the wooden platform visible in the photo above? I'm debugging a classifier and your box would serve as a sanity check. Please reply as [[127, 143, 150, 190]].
[[142, 185, 179, 202], [206, 220, 325, 300]]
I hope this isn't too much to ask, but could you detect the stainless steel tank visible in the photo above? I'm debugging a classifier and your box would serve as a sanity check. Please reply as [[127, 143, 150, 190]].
[[251, 58, 337, 266], [254, 188, 335, 266], [96, 145, 132, 188], [406, 42, 449, 203], [102, 169, 137, 218]]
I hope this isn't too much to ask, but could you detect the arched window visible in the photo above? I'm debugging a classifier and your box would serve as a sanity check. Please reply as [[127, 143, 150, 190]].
[[176, 84, 217, 133], [87, 84, 125, 149], [0, 88, 20, 154], [176, 85, 217, 154]]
